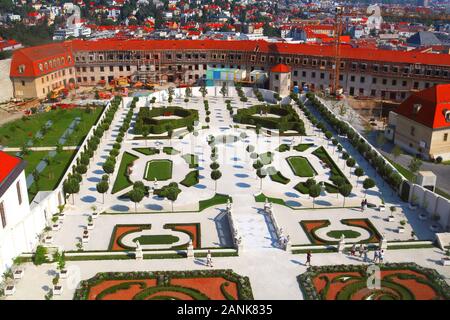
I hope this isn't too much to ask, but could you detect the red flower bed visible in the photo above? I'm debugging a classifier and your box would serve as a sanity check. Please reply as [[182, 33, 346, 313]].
[[109, 225, 144, 251], [311, 269, 445, 300], [86, 277, 237, 300], [166, 223, 200, 248]]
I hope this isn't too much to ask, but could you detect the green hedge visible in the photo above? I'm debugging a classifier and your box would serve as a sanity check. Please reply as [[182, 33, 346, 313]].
[[134, 106, 198, 134], [233, 104, 305, 134]]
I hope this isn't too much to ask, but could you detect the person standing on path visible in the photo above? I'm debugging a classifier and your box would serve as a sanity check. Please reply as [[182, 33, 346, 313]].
[[379, 249, 385, 264], [306, 251, 312, 267], [358, 244, 364, 257], [373, 249, 379, 263], [206, 250, 213, 268], [363, 246, 369, 263], [350, 244, 356, 256], [361, 200, 365, 212]]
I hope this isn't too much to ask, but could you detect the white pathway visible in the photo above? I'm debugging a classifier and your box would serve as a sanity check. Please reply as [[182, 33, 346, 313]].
[[232, 194, 277, 250]]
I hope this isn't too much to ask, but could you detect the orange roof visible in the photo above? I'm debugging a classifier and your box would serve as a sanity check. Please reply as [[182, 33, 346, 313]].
[[271, 64, 291, 73], [9, 39, 450, 79], [395, 84, 450, 129], [66, 39, 450, 67], [0, 151, 21, 186], [10, 43, 74, 78]]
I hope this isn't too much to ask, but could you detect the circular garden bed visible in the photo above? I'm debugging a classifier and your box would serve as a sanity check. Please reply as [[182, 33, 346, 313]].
[[298, 263, 450, 300], [74, 270, 254, 300]]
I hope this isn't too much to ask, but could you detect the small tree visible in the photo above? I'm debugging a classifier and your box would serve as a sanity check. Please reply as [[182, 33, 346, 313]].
[[354, 167, 364, 185], [102, 159, 115, 175], [96, 180, 109, 204], [211, 169, 222, 191], [309, 184, 321, 208], [256, 167, 267, 190], [129, 188, 144, 212], [142, 127, 149, 146], [362, 178, 375, 198], [63, 178, 80, 204], [32, 169, 40, 189], [408, 157, 422, 183], [346, 158, 356, 168], [220, 82, 228, 98], [339, 183, 352, 207]]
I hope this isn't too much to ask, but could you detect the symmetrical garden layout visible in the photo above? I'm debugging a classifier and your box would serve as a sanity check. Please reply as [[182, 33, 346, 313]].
[[4, 87, 450, 300]]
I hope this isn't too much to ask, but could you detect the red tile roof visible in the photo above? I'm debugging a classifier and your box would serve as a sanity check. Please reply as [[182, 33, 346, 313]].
[[395, 84, 450, 129], [66, 39, 450, 67], [0, 151, 21, 186], [10, 43, 74, 78], [271, 63, 291, 73]]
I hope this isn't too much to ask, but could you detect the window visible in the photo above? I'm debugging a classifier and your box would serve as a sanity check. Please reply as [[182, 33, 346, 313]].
[[372, 77, 377, 84], [311, 72, 316, 78], [21, 80, 25, 86], [371, 89, 376, 96], [350, 75, 355, 82], [16, 181, 22, 205], [392, 79, 397, 86], [402, 80, 407, 87], [302, 71, 306, 77], [293, 70, 298, 77], [0, 202, 5, 228], [320, 73, 325, 79], [444, 133, 448, 142], [275, 75, 279, 80], [360, 76, 365, 83], [382, 79, 387, 85]]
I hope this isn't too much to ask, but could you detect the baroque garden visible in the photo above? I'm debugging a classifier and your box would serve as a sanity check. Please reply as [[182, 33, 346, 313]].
[[3, 85, 449, 300]]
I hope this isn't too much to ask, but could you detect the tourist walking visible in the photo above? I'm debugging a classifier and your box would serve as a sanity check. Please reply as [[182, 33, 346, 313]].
[[206, 250, 213, 268], [306, 251, 312, 267], [350, 244, 356, 256], [373, 249, 379, 263], [358, 244, 364, 257], [363, 246, 369, 263], [361, 200, 365, 212], [379, 249, 385, 263]]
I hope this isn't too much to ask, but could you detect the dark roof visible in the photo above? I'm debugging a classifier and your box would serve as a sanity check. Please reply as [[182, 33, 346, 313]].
[[407, 31, 442, 47]]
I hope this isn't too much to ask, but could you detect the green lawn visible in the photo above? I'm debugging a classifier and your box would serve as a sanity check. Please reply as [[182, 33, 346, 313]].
[[254, 193, 286, 206], [180, 170, 199, 187], [269, 171, 290, 184], [286, 156, 316, 177], [199, 194, 231, 211], [112, 152, 139, 194], [133, 235, 179, 245], [7, 151, 47, 176], [294, 182, 310, 194], [312, 146, 350, 184], [27, 150, 77, 201], [276, 144, 290, 152], [145, 159, 172, 181], [294, 143, 314, 152], [326, 230, 361, 239], [163, 147, 180, 155], [181, 154, 199, 168], [132, 147, 160, 156], [386, 159, 415, 181], [0, 107, 103, 147]]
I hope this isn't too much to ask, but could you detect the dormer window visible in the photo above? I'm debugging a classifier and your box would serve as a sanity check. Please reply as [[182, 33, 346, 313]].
[[18, 64, 25, 73], [38, 63, 43, 71], [444, 109, 450, 122], [413, 104, 422, 114]]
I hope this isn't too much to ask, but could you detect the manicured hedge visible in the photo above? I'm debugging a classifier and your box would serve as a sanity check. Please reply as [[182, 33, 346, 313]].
[[233, 104, 305, 134], [134, 106, 199, 134]]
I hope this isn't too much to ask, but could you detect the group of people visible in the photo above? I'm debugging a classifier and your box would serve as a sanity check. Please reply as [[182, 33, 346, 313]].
[[350, 243, 385, 263], [360, 199, 368, 212]]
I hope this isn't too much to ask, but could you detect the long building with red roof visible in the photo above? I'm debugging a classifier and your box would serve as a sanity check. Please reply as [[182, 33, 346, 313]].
[[9, 39, 450, 100]]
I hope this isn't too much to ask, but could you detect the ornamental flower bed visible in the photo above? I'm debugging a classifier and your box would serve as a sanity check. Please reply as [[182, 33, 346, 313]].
[[297, 263, 450, 300], [300, 218, 382, 245], [73, 270, 253, 300]]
